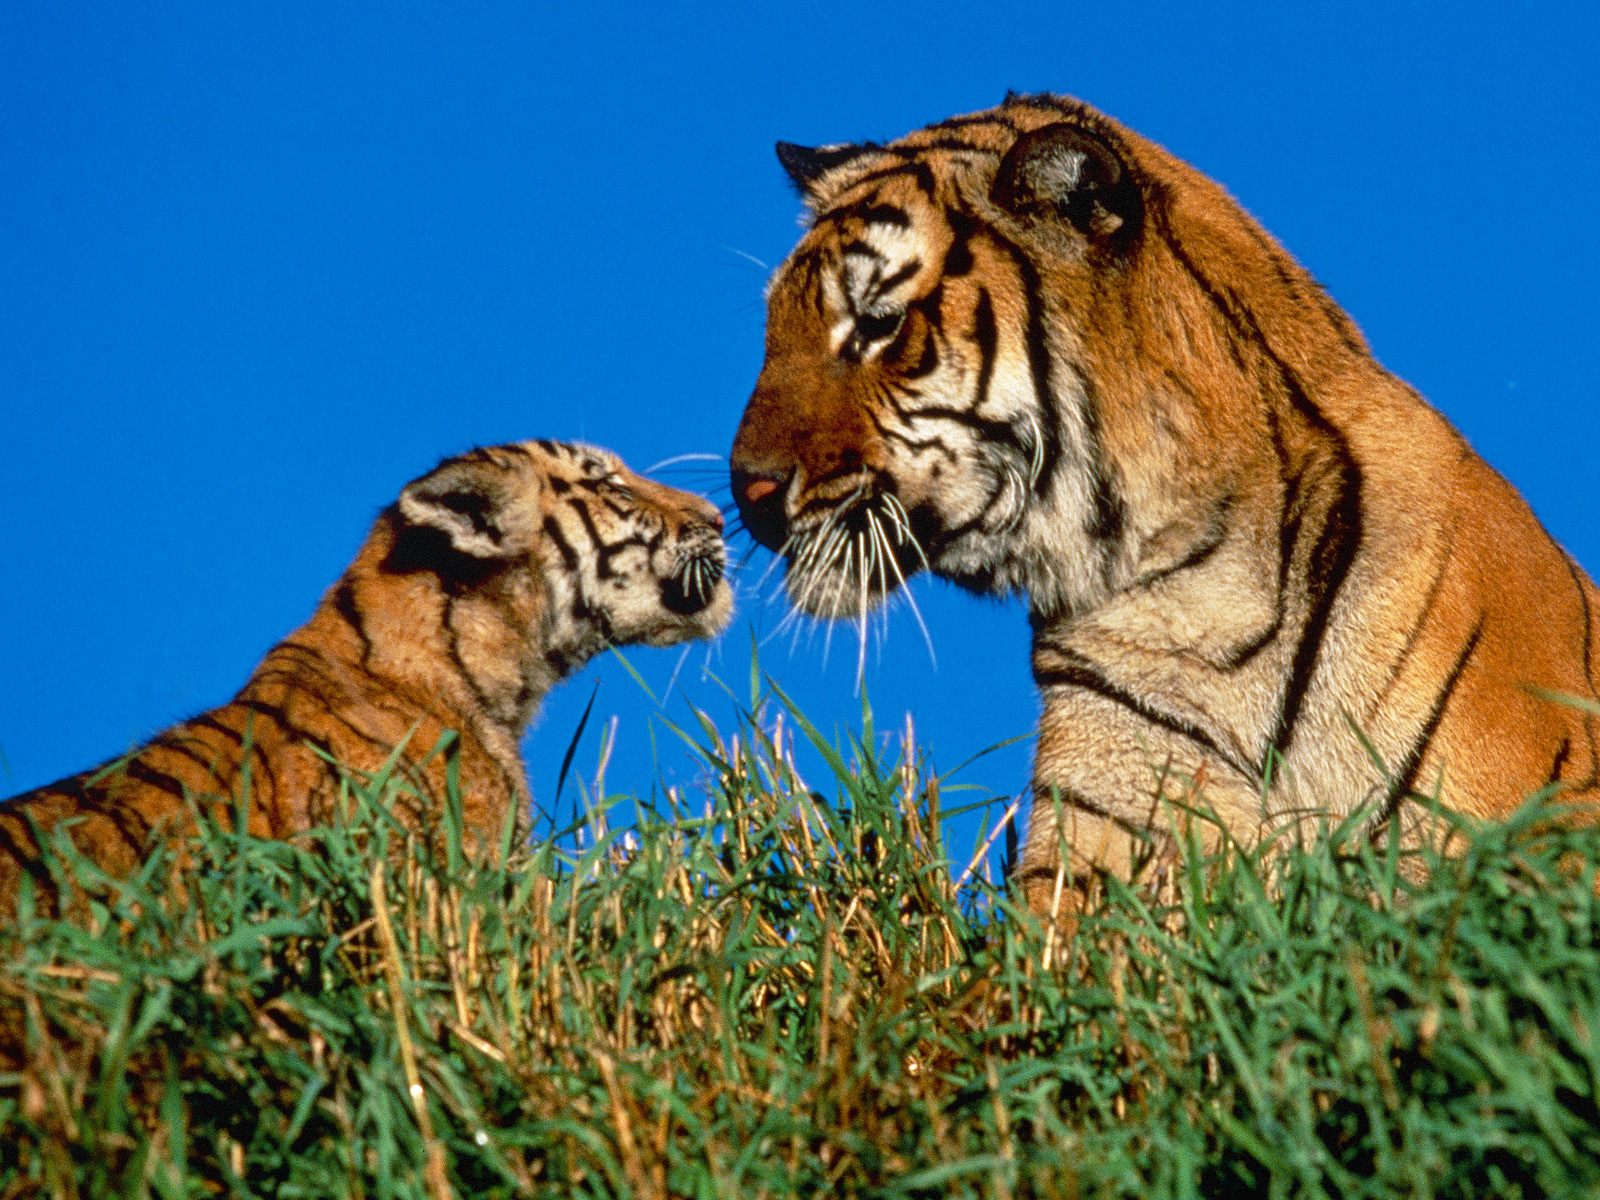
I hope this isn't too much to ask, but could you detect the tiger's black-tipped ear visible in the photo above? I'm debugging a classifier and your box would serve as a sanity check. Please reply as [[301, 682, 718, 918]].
[[396, 457, 537, 563], [991, 123, 1141, 241], [776, 140, 875, 201]]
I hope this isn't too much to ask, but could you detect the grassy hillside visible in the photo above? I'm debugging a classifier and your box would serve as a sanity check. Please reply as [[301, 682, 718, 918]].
[[3, 688, 1599, 1198]]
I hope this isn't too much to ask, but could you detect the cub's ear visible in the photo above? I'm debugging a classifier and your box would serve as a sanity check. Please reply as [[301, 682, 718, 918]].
[[396, 457, 538, 562], [776, 140, 876, 204], [990, 123, 1141, 241]]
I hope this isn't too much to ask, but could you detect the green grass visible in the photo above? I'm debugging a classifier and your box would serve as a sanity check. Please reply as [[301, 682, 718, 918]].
[[4, 683, 1600, 1199]]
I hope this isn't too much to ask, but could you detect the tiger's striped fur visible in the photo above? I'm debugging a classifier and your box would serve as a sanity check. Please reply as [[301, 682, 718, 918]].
[[730, 94, 1600, 911], [1, 441, 730, 902]]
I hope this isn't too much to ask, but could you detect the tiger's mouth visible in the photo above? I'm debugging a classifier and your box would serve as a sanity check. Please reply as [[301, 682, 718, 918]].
[[655, 517, 733, 622], [661, 546, 727, 616]]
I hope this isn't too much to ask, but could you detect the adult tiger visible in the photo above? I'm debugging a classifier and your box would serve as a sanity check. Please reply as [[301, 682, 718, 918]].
[[1, 441, 730, 904], [729, 93, 1600, 912]]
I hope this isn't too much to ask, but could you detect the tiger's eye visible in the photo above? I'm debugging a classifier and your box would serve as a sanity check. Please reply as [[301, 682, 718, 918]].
[[856, 308, 903, 345]]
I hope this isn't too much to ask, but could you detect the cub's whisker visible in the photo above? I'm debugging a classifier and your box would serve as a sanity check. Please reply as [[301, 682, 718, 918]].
[[645, 451, 729, 475]]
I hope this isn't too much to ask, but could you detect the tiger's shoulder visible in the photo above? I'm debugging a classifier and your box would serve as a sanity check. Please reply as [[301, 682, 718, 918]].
[[731, 93, 1600, 903]]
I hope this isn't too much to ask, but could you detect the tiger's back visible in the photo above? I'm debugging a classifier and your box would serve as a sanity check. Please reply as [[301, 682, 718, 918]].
[[730, 94, 1599, 906], [2, 440, 731, 904]]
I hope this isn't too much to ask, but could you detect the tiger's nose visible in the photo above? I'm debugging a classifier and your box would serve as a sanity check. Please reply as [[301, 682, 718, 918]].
[[730, 466, 790, 551]]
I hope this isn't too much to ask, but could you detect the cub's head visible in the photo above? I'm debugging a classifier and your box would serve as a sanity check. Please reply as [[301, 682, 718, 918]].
[[730, 94, 1348, 621], [393, 440, 732, 665]]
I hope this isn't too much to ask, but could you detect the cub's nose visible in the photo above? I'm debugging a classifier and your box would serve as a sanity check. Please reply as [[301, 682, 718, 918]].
[[730, 467, 790, 551], [687, 494, 724, 533]]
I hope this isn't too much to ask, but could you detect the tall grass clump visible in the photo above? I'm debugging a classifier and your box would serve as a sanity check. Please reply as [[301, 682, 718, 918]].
[[3, 683, 1600, 1198]]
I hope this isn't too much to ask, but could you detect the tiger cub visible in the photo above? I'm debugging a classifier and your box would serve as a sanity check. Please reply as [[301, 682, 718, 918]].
[[1, 441, 731, 901], [729, 93, 1600, 913]]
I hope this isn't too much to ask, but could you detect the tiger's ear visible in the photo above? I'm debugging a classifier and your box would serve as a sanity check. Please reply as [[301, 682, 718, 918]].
[[776, 140, 876, 203], [990, 123, 1141, 241], [396, 457, 538, 562]]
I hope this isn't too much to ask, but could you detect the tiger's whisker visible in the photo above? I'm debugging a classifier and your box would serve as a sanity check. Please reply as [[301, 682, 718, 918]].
[[660, 643, 694, 705], [645, 452, 729, 474], [854, 529, 871, 688], [872, 509, 936, 667], [720, 244, 772, 272], [883, 493, 931, 572]]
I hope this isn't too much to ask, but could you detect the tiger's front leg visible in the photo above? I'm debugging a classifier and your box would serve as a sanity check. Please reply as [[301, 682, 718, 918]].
[[1018, 690, 1268, 920]]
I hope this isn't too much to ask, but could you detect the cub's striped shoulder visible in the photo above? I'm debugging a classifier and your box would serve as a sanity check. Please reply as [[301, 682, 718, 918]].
[[1, 440, 731, 905]]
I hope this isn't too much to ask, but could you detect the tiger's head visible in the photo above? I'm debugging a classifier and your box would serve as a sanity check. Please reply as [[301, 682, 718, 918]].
[[731, 94, 1360, 622], [391, 440, 732, 670]]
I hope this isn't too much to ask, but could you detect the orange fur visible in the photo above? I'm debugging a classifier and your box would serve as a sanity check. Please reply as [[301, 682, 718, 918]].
[[1, 441, 730, 906], [731, 96, 1599, 912]]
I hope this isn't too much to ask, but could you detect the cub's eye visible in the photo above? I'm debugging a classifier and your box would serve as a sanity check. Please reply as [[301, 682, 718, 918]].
[[855, 307, 904, 346], [602, 472, 634, 497]]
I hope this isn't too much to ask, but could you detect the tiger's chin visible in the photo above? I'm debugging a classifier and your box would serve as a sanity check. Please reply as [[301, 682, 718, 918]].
[[619, 563, 735, 647]]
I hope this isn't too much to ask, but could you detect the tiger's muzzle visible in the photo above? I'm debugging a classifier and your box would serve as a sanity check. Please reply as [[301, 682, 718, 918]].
[[659, 523, 728, 616], [730, 466, 792, 553]]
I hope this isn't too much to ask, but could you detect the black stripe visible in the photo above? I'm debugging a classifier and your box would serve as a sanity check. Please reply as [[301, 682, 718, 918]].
[[19, 766, 163, 859], [1152, 210, 1365, 762], [193, 714, 245, 745], [1033, 649, 1256, 780], [919, 476, 1013, 546], [332, 579, 374, 667], [880, 312, 914, 363], [272, 640, 341, 683], [1083, 391, 1126, 544], [974, 212, 1124, 544], [233, 697, 371, 759], [1386, 618, 1484, 809], [441, 594, 499, 721], [1238, 220, 1370, 360], [1217, 421, 1299, 668], [187, 715, 280, 801], [890, 393, 1028, 450], [839, 238, 884, 265], [542, 515, 580, 570], [942, 211, 976, 277], [819, 201, 908, 231], [971, 221, 1064, 492], [1023, 783, 1155, 845], [876, 257, 921, 293], [1133, 495, 1234, 588], [817, 160, 936, 200], [152, 739, 235, 791], [931, 112, 1020, 134], [1372, 558, 1451, 710], [1548, 738, 1573, 788], [861, 203, 910, 227], [971, 288, 997, 412], [565, 496, 655, 580], [894, 136, 1001, 158], [124, 759, 192, 801], [867, 408, 958, 463], [0, 818, 56, 892], [1268, 463, 1362, 763]]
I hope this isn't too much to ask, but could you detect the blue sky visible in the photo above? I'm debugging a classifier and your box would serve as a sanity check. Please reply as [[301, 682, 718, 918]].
[[4, 2, 1597, 867]]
